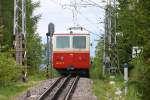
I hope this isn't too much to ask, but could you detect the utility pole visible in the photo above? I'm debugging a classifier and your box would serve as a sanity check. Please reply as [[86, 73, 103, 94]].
[[103, 0, 111, 75], [104, 0, 119, 75], [13, 0, 27, 81]]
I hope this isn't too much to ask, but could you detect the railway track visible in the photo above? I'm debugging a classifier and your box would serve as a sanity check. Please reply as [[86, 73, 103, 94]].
[[38, 75, 79, 100]]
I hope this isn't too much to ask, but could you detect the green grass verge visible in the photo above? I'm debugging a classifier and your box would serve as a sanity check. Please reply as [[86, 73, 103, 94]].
[[0, 73, 46, 100], [92, 77, 141, 100]]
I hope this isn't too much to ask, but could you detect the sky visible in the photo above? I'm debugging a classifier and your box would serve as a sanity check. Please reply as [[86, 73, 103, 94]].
[[32, 0, 107, 56]]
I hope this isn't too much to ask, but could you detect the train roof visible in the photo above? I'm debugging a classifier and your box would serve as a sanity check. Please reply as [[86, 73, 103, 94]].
[[53, 30, 89, 35]]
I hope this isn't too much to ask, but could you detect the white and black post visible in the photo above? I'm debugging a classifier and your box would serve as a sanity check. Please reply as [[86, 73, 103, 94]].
[[124, 62, 128, 95]]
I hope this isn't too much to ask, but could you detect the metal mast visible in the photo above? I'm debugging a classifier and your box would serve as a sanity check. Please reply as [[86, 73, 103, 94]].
[[13, 0, 26, 65], [103, 0, 119, 75]]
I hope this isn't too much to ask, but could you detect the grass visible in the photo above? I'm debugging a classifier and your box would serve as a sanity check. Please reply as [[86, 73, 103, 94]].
[[0, 73, 46, 100], [92, 76, 141, 100]]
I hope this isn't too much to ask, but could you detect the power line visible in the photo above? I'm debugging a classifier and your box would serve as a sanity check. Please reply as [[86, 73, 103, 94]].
[[77, 10, 104, 32], [52, 0, 106, 26]]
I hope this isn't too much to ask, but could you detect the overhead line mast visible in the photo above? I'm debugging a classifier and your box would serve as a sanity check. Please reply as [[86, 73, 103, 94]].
[[14, 0, 27, 81], [103, 0, 119, 75], [13, 0, 26, 65]]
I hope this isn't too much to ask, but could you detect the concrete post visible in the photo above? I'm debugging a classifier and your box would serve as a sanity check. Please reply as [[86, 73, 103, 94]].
[[124, 62, 128, 95]]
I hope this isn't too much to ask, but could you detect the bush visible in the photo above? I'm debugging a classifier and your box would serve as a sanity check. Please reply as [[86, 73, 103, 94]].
[[140, 68, 150, 100], [138, 64, 150, 100], [90, 57, 103, 79], [130, 58, 150, 100], [0, 53, 21, 86], [129, 59, 146, 80]]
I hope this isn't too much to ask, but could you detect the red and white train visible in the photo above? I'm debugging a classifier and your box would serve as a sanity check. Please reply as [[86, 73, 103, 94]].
[[52, 27, 90, 76]]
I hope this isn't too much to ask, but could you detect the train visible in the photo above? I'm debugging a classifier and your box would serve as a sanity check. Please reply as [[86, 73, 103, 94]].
[[52, 27, 91, 76]]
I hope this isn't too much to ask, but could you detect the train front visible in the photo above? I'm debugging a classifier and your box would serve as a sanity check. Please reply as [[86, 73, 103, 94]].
[[52, 28, 90, 76]]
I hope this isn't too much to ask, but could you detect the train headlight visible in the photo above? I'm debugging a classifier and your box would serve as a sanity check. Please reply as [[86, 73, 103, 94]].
[[60, 56, 64, 61], [79, 57, 82, 60], [79, 56, 86, 61], [83, 56, 86, 61]]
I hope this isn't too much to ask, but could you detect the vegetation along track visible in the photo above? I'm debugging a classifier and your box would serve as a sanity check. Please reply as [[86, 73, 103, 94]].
[[38, 75, 80, 100]]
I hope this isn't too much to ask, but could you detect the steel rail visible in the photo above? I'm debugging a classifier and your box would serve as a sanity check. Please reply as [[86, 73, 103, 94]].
[[63, 76, 79, 100], [51, 75, 71, 100], [37, 76, 64, 100], [37, 75, 78, 100]]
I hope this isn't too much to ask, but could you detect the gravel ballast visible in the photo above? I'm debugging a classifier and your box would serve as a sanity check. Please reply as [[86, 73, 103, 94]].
[[15, 78, 57, 100], [72, 78, 97, 100], [15, 77, 97, 100]]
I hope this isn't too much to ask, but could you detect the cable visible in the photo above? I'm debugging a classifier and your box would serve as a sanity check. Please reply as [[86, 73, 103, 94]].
[[50, 0, 105, 37], [77, 10, 104, 31]]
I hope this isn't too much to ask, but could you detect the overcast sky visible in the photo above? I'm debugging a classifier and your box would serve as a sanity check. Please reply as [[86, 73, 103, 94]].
[[32, 0, 107, 56]]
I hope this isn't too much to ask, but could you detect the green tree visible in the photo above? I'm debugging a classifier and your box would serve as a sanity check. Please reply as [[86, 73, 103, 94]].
[[26, 0, 42, 74], [117, 0, 150, 63], [91, 37, 104, 79], [1, 0, 14, 50], [117, 0, 150, 99], [0, 0, 42, 76]]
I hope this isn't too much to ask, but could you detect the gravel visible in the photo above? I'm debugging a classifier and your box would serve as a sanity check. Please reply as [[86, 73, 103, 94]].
[[15, 78, 57, 100], [15, 77, 97, 100], [72, 78, 97, 100]]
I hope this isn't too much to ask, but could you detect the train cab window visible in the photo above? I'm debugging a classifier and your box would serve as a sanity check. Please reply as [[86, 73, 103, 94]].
[[73, 36, 86, 49], [56, 36, 70, 48]]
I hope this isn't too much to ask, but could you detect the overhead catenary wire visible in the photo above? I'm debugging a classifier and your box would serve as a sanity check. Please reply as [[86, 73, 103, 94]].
[[51, 0, 105, 28], [77, 10, 104, 31], [50, 0, 105, 39]]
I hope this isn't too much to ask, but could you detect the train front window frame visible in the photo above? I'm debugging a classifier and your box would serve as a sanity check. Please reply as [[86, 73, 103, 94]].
[[56, 36, 70, 49], [73, 36, 86, 49]]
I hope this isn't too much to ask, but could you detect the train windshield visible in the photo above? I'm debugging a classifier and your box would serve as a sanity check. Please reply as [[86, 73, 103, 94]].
[[73, 36, 86, 49], [56, 36, 70, 48]]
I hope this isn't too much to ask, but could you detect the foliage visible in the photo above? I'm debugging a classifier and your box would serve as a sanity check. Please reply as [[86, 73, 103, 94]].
[[130, 58, 150, 100], [0, 25, 3, 33], [1, 0, 14, 50], [0, 53, 21, 86], [92, 78, 140, 100], [26, 0, 42, 75], [0, 0, 43, 85], [93, 0, 150, 99], [0, 72, 46, 100], [26, 33, 42, 74], [116, 0, 150, 99], [117, 0, 150, 62], [90, 37, 104, 79], [138, 66, 150, 100]]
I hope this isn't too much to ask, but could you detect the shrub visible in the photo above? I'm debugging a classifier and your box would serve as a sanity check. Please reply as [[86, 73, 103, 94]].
[[130, 58, 150, 100], [0, 53, 21, 86], [90, 57, 103, 79]]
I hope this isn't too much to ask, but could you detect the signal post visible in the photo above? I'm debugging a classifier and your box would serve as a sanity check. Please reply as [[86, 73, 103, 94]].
[[46, 23, 55, 78]]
